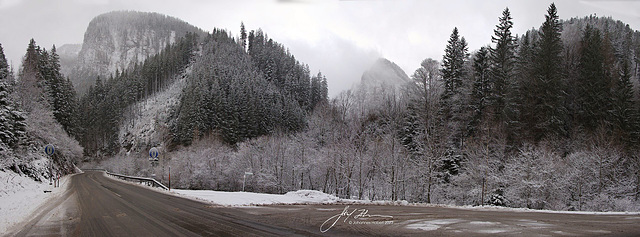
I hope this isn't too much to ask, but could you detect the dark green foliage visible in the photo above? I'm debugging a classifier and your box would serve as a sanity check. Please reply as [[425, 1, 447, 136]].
[[16, 40, 78, 137], [575, 25, 612, 131], [240, 22, 247, 51], [489, 7, 516, 123], [0, 44, 26, 149], [170, 28, 308, 146], [525, 3, 567, 141], [469, 47, 491, 135], [0, 43, 8, 81], [46, 46, 78, 136], [611, 59, 636, 146], [440, 28, 470, 179], [441, 27, 468, 99], [513, 32, 536, 144], [248, 29, 325, 111], [310, 72, 328, 110]]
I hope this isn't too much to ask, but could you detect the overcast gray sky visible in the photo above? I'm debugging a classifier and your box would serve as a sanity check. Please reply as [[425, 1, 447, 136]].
[[0, 0, 638, 96]]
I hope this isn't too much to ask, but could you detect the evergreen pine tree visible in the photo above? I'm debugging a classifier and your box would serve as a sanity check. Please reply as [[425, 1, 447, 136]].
[[240, 22, 247, 52], [611, 59, 636, 146], [442, 27, 465, 99], [576, 25, 610, 131], [528, 3, 566, 140], [469, 47, 490, 135], [489, 7, 516, 123], [0, 43, 8, 81], [517, 32, 537, 141], [0, 43, 26, 148], [440, 28, 470, 178]]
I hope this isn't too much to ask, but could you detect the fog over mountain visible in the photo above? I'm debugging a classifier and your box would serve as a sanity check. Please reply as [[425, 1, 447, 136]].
[[360, 58, 410, 89]]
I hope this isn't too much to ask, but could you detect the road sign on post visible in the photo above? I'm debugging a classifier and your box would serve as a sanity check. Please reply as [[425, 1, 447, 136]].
[[242, 172, 253, 192], [45, 144, 55, 186]]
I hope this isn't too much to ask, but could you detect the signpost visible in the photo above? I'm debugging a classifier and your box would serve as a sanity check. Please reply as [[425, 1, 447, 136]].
[[44, 144, 55, 187], [242, 172, 253, 192], [149, 147, 170, 190]]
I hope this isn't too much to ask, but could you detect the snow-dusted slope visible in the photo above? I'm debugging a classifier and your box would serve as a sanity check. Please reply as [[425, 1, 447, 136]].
[[119, 65, 191, 153], [0, 164, 74, 233]]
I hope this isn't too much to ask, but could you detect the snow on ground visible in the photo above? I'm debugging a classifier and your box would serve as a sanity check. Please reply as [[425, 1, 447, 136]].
[[107, 169, 640, 216], [172, 189, 341, 206], [446, 204, 640, 215], [0, 168, 74, 233]]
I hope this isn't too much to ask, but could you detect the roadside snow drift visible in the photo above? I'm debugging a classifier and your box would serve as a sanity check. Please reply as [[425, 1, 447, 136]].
[[172, 189, 340, 206], [0, 170, 71, 233]]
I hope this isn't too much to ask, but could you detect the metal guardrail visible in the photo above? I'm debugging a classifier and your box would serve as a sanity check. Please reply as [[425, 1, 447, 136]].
[[82, 168, 168, 190]]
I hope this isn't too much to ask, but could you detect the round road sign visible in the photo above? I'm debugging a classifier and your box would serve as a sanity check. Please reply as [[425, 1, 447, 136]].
[[149, 147, 159, 160], [45, 144, 55, 156]]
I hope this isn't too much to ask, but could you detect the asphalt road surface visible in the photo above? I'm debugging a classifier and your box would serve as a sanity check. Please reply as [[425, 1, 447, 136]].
[[7, 171, 640, 236]]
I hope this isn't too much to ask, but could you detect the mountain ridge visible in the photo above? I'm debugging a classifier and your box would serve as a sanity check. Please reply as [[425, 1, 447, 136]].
[[66, 11, 204, 94]]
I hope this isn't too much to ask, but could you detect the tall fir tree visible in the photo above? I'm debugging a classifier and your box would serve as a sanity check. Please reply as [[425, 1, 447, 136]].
[[240, 22, 247, 52], [0, 43, 26, 149], [611, 59, 636, 147], [489, 7, 516, 123], [469, 46, 491, 135], [576, 25, 611, 131], [440, 27, 470, 178], [0, 43, 9, 81], [441, 27, 468, 100], [527, 3, 566, 140]]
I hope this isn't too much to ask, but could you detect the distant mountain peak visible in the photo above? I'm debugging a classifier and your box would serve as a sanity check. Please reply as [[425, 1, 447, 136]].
[[359, 57, 409, 89], [65, 11, 204, 94]]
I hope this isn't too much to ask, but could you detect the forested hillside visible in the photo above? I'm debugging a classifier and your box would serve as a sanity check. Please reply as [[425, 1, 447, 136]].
[[77, 32, 199, 157], [87, 6, 640, 212], [171, 28, 328, 146], [0, 39, 82, 179]]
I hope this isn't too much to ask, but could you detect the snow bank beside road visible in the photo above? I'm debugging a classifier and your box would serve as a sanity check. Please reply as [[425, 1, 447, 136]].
[[448, 204, 640, 215], [172, 187, 640, 216], [0, 170, 72, 233], [172, 189, 340, 206]]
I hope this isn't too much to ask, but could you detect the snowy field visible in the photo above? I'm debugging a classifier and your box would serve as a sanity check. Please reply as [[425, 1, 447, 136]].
[[0, 170, 74, 233]]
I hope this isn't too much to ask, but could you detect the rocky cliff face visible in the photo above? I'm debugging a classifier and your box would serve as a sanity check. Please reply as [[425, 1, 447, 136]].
[[67, 11, 203, 94]]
